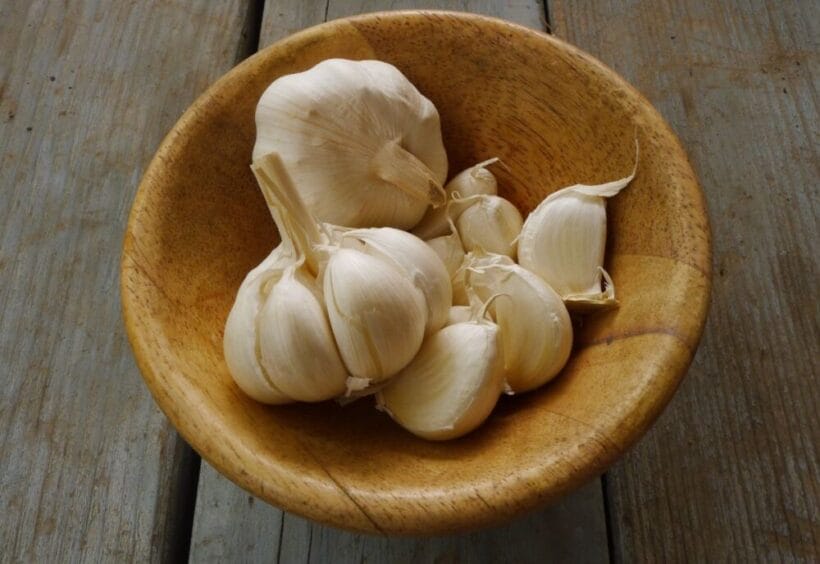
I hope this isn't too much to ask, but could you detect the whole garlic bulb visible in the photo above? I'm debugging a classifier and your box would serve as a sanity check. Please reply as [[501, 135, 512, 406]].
[[467, 255, 573, 393], [257, 263, 348, 402], [251, 152, 429, 389], [342, 227, 452, 335], [223, 242, 295, 404], [518, 162, 636, 309], [456, 195, 523, 259], [376, 300, 505, 440], [412, 158, 499, 240], [253, 58, 448, 229]]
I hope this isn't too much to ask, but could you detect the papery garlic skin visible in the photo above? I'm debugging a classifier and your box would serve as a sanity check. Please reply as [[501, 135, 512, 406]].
[[342, 227, 451, 335], [452, 252, 512, 305], [467, 258, 572, 393], [257, 265, 348, 402], [253, 59, 447, 229], [445, 305, 472, 325], [457, 196, 523, 259], [413, 159, 498, 240], [426, 231, 465, 278], [376, 321, 505, 440], [324, 248, 427, 384], [223, 244, 294, 404], [517, 169, 635, 308]]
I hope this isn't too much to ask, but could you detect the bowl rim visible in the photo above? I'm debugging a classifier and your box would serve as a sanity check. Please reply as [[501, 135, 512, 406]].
[[121, 9, 711, 535]]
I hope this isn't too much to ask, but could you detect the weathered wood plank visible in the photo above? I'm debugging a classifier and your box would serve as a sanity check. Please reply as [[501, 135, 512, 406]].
[[0, 1, 256, 561], [325, 0, 546, 29], [190, 1, 610, 562], [193, 462, 608, 564], [550, 0, 820, 561]]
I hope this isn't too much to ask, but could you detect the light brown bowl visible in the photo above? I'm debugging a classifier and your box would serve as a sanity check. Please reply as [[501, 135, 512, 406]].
[[121, 11, 710, 535]]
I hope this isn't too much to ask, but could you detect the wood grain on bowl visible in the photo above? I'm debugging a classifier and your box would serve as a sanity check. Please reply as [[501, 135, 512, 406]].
[[121, 11, 710, 534]]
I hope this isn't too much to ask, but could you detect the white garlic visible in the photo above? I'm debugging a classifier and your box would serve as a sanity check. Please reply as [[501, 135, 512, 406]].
[[253, 58, 448, 229], [466, 255, 573, 393], [412, 158, 499, 240], [517, 162, 636, 309], [324, 248, 427, 384], [456, 195, 523, 259], [446, 305, 472, 325], [426, 232, 465, 279], [452, 251, 512, 305], [251, 152, 428, 389], [256, 263, 348, 402], [223, 242, 295, 404], [376, 300, 505, 440], [341, 227, 451, 335]]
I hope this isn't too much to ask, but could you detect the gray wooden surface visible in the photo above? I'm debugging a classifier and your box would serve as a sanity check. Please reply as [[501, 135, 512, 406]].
[[2, 0, 818, 562], [0, 1, 257, 561], [551, 0, 820, 561]]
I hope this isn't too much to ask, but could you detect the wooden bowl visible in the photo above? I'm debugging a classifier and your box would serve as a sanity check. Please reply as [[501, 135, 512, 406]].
[[121, 11, 710, 535]]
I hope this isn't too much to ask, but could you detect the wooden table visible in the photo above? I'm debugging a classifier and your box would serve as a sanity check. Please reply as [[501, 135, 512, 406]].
[[1, 1, 817, 562]]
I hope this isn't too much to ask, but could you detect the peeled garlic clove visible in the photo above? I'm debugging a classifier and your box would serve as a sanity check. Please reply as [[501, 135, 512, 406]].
[[257, 266, 348, 402], [223, 245, 294, 404], [412, 158, 499, 239], [467, 260, 573, 393], [324, 248, 427, 384], [517, 166, 636, 309], [457, 195, 523, 259], [253, 59, 448, 229], [376, 321, 505, 440], [342, 227, 451, 335], [425, 229, 465, 279]]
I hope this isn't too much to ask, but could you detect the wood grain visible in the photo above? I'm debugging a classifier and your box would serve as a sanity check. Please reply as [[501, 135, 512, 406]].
[[189, 2, 607, 560], [124, 5, 708, 538], [0, 0, 256, 561], [551, 0, 819, 561]]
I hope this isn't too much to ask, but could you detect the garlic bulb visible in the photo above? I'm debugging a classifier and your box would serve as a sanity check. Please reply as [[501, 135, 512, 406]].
[[456, 195, 523, 259], [466, 255, 573, 393], [412, 158, 499, 240], [324, 248, 427, 383], [376, 300, 505, 440], [252, 152, 428, 388], [341, 227, 451, 335], [518, 164, 636, 309], [223, 243, 294, 404], [253, 58, 447, 229], [257, 263, 348, 402]]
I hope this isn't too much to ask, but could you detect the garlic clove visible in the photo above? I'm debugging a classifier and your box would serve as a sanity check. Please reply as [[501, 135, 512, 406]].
[[342, 227, 452, 335], [253, 59, 448, 229], [257, 265, 348, 402], [412, 158, 499, 240], [467, 259, 573, 393], [456, 195, 523, 259], [324, 248, 427, 384], [376, 321, 505, 440], [223, 244, 294, 404], [517, 167, 635, 309], [426, 230, 465, 279]]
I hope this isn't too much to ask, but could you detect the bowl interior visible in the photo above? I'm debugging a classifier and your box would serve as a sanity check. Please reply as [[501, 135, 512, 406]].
[[122, 12, 710, 535]]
